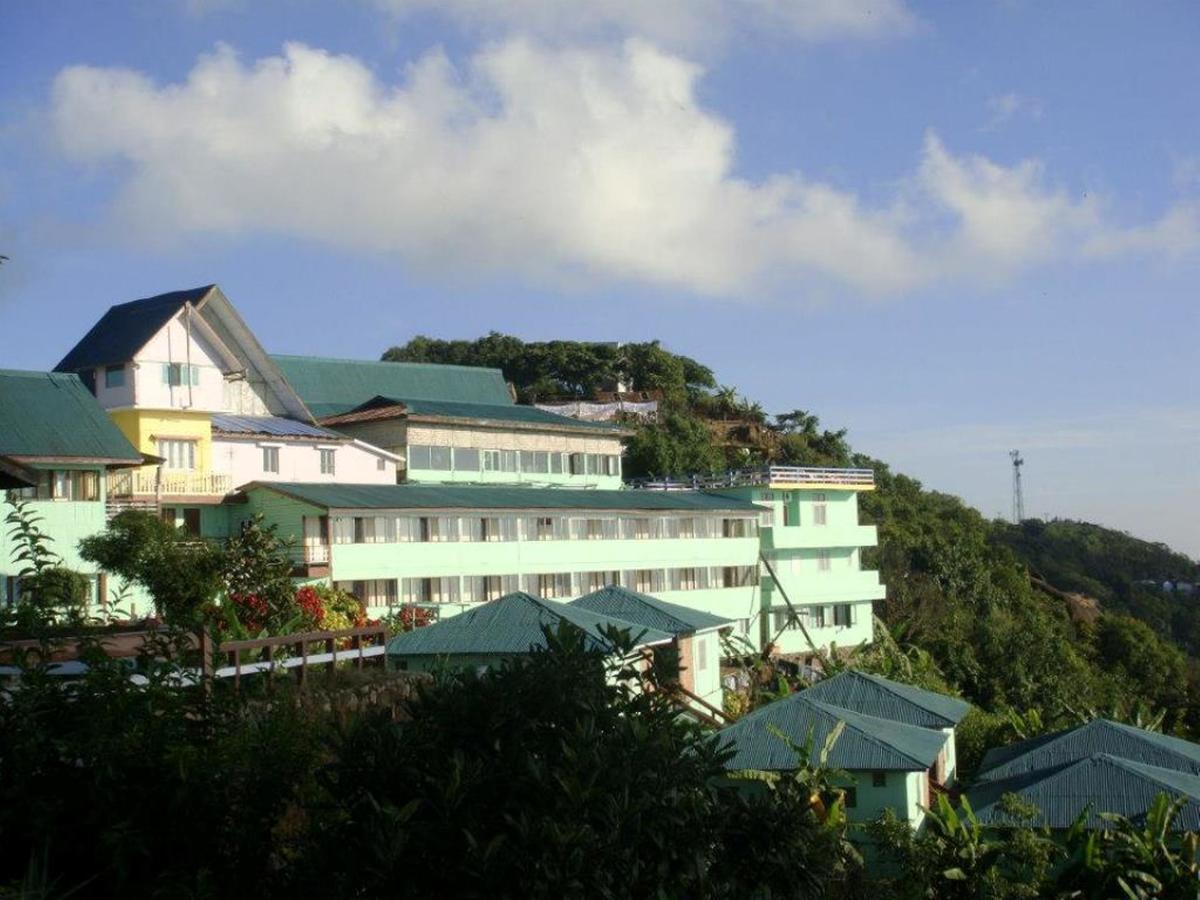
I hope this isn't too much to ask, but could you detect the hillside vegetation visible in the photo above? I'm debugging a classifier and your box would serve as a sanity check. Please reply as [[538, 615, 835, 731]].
[[385, 334, 1200, 753]]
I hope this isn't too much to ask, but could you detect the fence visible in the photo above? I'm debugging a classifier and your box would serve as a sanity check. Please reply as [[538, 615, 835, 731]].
[[628, 466, 875, 491], [199, 624, 390, 690]]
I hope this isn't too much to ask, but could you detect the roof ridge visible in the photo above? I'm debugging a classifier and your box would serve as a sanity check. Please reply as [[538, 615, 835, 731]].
[[270, 353, 506, 375], [0, 368, 79, 379], [802, 697, 934, 768]]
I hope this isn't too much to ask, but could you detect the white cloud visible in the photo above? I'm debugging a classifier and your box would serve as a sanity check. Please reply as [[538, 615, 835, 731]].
[[371, 0, 918, 49], [49, 40, 1199, 300], [982, 91, 1042, 131]]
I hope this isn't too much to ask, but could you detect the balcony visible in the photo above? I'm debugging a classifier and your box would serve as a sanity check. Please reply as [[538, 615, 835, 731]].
[[628, 466, 875, 492], [290, 543, 331, 576], [108, 468, 232, 498]]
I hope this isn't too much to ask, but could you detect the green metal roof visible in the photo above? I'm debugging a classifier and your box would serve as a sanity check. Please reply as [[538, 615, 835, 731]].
[[801, 671, 971, 729], [977, 719, 1200, 783], [270, 354, 514, 416], [968, 754, 1200, 831], [572, 585, 732, 636], [386, 396, 621, 432], [385, 592, 673, 658], [0, 370, 143, 462], [55, 286, 212, 372], [715, 694, 948, 773], [244, 482, 764, 513]]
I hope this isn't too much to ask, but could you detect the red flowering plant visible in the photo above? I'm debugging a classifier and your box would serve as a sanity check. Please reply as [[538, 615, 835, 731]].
[[293, 586, 326, 632]]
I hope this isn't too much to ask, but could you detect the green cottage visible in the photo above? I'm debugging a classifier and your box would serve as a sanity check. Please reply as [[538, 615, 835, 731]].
[[0, 369, 143, 608]]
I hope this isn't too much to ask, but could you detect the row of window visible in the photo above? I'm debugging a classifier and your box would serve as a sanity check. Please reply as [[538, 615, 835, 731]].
[[328, 513, 760, 545], [262, 446, 337, 475], [98, 362, 203, 390], [337, 565, 761, 607], [408, 445, 621, 477], [770, 602, 860, 631], [8, 470, 100, 502]]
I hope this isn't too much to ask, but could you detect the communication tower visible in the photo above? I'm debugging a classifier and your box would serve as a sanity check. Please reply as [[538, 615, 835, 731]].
[[1010, 450, 1025, 523]]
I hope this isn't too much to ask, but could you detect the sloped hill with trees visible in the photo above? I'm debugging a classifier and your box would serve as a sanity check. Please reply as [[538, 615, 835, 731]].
[[383, 333, 1200, 751]]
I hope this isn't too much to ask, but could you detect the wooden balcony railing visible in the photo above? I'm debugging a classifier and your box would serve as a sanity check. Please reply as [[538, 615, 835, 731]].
[[628, 466, 875, 491], [108, 468, 232, 497]]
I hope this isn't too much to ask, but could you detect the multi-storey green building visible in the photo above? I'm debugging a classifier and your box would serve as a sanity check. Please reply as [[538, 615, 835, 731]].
[[0, 369, 143, 607], [10, 285, 887, 658]]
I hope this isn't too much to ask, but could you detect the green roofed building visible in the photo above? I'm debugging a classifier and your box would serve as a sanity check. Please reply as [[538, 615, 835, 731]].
[[0, 369, 142, 606], [967, 719, 1200, 831], [572, 584, 731, 707], [385, 591, 672, 673], [801, 670, 971, 784], [714, 691, 950, 828]]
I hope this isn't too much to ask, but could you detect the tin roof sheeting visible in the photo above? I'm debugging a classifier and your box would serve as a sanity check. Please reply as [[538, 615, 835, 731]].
[[385, 592, 672, 658], [977, 719, 1200, 783], [801, 671, 971, 729], [244, 482, 764, 513], [55, 286, 213, 372], [0, 369, 142, 462], [572, 585, 732, 635], [385, 396, 621, 432], [211, 414, 340, 439], [270, 354, 514, 415], [968, 754, 1200, 831], [715, 694, 948, 773]]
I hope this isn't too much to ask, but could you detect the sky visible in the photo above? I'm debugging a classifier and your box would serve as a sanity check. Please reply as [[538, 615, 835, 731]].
[[0, 1, 1197, 556]]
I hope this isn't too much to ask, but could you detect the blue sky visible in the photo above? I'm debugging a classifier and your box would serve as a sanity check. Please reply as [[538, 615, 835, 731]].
[[1, 1, 1197, 555]]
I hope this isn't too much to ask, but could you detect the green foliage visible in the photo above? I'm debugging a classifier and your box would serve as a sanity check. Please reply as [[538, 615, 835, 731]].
[[867, 794, 1058, 899], [79, 510, 222, 625], [4, 494, 59, 577], [1055, 793, 1200, 898], [623, 410, 725, 478], [218, 515, 300, 633], [17, 567, 92, 621], [382, 332, 716, 405]]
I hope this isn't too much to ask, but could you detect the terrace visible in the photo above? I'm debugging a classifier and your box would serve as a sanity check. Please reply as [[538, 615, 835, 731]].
[[627, 465, 876, 492]]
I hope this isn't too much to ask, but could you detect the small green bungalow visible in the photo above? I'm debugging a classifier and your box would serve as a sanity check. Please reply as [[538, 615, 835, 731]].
[[968, 719, 1200, 830], [714, 690, 950, 828], [384, 591, 673, 674], [799, 670, 971, 785], [0, 369, 143, 609], [572, 584, 731, 708]]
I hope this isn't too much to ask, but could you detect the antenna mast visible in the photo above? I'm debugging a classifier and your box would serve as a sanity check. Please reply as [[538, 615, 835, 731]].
[[1010, 450, 1025, 523]]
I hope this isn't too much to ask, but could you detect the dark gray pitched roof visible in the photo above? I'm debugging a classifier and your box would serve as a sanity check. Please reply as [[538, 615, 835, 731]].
[[55, 286, 213, 372], [977, 719, 1200, 783], [0, 369, 142, 462], [715, 693, 948, 773], [385, 592, 672, 658], [968, 754, 1200, 831], [210, 414, 342, 440], [572, 585, 731, 635], [242, 482, 764, 513], [801, 671, 971, 729]]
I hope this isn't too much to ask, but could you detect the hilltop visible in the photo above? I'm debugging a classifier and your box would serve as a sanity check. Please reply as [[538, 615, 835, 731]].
[[383, 333, 1200, 748]]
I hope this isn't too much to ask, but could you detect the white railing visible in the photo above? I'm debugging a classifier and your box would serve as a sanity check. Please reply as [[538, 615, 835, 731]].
[[108, 468, 233, 497], [627, 466, 875, 491], [295, 544, 330, 565]]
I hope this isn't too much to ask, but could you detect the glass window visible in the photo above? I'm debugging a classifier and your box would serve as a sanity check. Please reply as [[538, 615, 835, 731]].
[[104, 365, 125, 388], [262, 446, 279, 473], [813, 493, 828, 526], [158, 439, 197, 471], [520, 451, 535, 473], [409, 445, 432, 470], [872, 772, 887, 788], [376, 457, 387, 471], [429, 446, 452, 470], [319, 448, 336, 475], [500, 450, 518, 472], [550, 453, 564, 474], [332, 517, 355, 544], [454, 447, 480, 472], [817, 550, 832, 572], [569, 452, 585, 475]]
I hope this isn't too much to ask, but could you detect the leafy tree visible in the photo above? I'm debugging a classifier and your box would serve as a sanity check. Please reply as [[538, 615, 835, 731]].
[[3, 494, 92, 626], [79, 510, 222, 625], [623, 411, 725, 478]]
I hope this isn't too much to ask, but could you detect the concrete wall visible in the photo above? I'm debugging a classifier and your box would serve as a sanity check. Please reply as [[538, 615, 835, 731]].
[[211, 437, 396, 489]]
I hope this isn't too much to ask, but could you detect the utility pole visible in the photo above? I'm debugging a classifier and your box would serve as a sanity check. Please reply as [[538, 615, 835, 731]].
[[1010, 450, 1025, 523]]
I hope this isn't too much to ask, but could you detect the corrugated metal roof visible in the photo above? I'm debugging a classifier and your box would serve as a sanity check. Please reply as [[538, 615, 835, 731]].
[[385, 592, 672, 658], [210, 414, 341, 439], [977, 719, 1200, 783], [968, 754, 1200, 831], [319, 395, 620, 433], [270, 354, 514, 416], [715, 694, 948, 773], [243, 482, 765, 513], [0, 370, 143, 462], [801, 671, 971, 729], [55, 286, 213, 372], [572, 585, 732, 635]]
